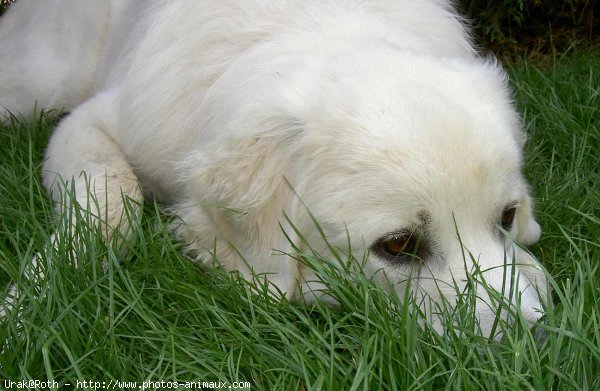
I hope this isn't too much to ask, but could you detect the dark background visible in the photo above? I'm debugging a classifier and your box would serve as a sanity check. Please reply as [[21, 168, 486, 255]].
[[459, 0, 598, 60]]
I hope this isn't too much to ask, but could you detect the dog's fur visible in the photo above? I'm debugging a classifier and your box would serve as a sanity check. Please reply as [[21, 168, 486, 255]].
[[0, 0, 547, 334]]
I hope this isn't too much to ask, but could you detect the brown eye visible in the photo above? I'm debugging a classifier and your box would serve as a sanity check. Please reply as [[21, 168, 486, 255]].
[[501, 207, 516, 230], [380, 234, 417, 257]]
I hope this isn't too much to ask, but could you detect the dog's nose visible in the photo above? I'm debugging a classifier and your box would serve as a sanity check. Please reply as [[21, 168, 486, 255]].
[[514, 270, 548, 321], [473, 265, 547, 339]]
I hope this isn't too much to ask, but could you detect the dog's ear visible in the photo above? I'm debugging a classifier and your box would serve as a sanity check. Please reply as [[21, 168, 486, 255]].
[[514, 194, 541, 245], [189, 116, 303, 217], [176, 115, 305, 281]]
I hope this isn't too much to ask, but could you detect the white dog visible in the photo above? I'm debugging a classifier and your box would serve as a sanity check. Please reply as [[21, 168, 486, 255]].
[[0, 0, 547, 335]]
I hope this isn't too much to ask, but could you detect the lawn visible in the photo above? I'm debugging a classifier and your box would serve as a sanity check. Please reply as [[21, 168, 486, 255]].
[[1, 50, 599, 390]]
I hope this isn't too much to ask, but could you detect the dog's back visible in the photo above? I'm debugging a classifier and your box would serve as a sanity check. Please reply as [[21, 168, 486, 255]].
[[0, 0, 138, 117], [0, 0, 473, 118]]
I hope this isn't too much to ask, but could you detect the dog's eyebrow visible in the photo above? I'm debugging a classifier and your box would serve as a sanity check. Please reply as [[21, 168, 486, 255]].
[[417, 210, 431, 225]]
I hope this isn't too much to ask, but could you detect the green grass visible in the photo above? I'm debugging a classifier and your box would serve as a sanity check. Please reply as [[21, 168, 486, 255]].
[[1, 50, 599, 390]]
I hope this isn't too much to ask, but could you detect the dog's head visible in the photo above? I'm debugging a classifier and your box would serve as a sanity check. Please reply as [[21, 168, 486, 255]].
[[286, 52, 548, 335], [184, 46, 548, 336]]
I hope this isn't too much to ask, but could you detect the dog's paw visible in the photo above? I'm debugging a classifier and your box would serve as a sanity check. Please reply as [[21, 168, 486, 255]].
[[1, 243, 50, 322]]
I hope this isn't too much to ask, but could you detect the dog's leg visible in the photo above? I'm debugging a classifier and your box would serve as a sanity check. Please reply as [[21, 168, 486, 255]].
[[43, 90, 144, 247], [2, 90, 143, 318]]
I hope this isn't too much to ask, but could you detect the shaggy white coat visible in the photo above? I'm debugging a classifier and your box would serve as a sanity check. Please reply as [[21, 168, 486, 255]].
[[0, 0, 547, 335]]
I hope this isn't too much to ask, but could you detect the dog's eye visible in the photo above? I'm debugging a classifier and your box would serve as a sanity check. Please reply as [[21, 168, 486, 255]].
[[379, 233, 417, 257], [501, 207, 516, 230]]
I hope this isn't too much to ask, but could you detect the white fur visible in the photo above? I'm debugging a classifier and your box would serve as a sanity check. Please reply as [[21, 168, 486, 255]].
[[0, 0, 547, 335]]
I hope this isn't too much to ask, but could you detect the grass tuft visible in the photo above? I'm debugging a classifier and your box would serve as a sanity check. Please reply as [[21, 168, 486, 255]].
[[1, 52, 599, 389]]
